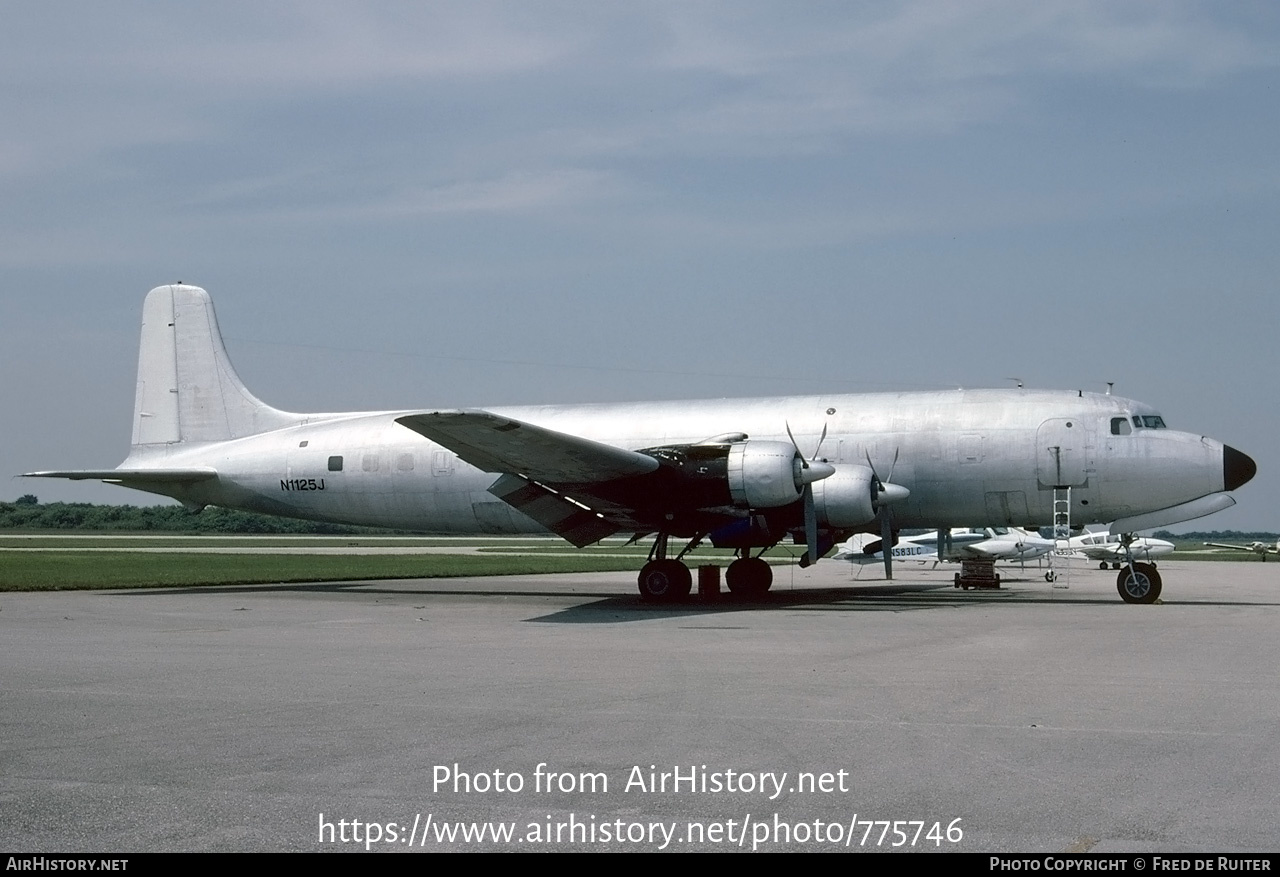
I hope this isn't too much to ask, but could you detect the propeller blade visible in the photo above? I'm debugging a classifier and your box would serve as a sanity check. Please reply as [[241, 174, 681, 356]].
[[785, 421, 804, 467], [803, 483, 818, 567], [812, 423, 828, 461], [881, 508, 894, 580]]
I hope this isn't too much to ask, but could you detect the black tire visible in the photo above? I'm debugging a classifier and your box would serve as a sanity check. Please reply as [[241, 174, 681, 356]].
[[1116, 562, 1162, 604], [726, 557, 772, 596], [1099, 562, 1109, 570], [638, 560, 692, 602]]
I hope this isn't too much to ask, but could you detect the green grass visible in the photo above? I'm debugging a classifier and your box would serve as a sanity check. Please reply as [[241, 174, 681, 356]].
[[0, 535, 561, 549]]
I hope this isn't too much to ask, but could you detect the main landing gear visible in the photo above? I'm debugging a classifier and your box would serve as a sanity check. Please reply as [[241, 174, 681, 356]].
[[636, 559, 692, 601], [636, 534, 774, 603], [637, 532, 694, 602], [725, 555, 772, 596]]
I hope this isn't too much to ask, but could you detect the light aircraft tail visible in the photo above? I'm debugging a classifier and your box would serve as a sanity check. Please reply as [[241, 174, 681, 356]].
[[130, 284, 300, 449]]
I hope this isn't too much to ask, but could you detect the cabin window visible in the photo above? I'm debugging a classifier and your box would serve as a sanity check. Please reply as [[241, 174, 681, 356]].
[[397, 453, 415, 472], [327, 455, 343, 471], [362, 454, 379, 472], [298, 440, 309, 448], [1111, 417, 1132, 436], [1131, 415, 1167, 430]]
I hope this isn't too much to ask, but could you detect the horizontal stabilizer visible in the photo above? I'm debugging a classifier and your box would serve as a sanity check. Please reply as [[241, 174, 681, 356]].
[[396, 410, 659, 484], [24, 468, 217, 483]]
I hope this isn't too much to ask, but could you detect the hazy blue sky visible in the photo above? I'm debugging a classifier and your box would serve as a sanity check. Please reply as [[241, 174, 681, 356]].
[[3, 2, 1276, 531]]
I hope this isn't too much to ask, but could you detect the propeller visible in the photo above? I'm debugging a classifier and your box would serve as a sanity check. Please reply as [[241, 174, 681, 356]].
[[866, 448, 908, 580], [787, 422, 832, 567]]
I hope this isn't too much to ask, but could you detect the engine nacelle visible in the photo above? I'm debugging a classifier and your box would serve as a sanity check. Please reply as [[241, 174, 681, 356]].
[[726, 440, 803, 509], [811, 465, 878, 528]]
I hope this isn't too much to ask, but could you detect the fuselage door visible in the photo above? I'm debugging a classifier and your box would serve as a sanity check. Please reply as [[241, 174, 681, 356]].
[[1036, 418, 1090, 488]]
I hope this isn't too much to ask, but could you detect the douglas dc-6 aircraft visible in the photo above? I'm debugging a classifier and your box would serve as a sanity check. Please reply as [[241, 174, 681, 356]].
[[27, 285, 1256, 604]]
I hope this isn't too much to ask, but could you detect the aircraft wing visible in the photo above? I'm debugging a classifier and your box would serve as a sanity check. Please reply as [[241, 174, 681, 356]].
[[1203, 542, 1254, 552], [396, 410, 659, 483], [396, 410, 664, 547], [955, 542, 1012, 559], [1073, 545, 1116, 561]]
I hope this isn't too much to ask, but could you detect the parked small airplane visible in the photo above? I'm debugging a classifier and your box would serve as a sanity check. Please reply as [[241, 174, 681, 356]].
[[1066, 530, 1175, 569], [1202, 539, 1280, 561], [835, 527, 1054, 565], [26, 284, 1256, 604]]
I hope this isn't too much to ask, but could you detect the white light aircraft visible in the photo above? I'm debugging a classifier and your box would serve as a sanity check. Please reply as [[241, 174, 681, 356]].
[[1067, 530, 1175, 569], [26, 285, 1257, 604], [1202, 539, 1280, 561], [835, 528, 1054, 565]]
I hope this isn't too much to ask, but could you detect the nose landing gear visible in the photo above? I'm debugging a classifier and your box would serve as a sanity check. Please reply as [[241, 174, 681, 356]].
[[1116, 561, 1162, 604]]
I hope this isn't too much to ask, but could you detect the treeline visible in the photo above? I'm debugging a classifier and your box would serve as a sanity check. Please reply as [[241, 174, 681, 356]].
[[1153, 530, 1279, 541], [0, 500, 405, 535]]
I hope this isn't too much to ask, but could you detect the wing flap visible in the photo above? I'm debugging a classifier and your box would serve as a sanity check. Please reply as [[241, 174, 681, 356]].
[[396, 410, 659, 483], [488, 474, 619, 547]]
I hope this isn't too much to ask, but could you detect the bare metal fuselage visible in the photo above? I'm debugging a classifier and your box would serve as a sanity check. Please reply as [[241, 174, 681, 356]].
[[124, 389, 1231, 537]]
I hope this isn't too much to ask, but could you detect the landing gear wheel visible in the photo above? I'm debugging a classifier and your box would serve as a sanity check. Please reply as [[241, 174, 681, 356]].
[[1100, 562, 1110, 570], [1116, 562, 1162, 604], [1111, 562, 1121, 570], [726, 557, 772, 596], [637, 560, 692, 602]]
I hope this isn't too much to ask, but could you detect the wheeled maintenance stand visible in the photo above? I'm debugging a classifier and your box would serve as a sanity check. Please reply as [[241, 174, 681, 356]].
[[954, 559, 1001, 590]]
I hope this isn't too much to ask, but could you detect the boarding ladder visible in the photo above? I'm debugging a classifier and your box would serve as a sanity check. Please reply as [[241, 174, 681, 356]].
[[1049, 487, 1072, 588]]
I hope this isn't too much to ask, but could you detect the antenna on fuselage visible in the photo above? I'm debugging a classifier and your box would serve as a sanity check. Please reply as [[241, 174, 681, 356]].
[[1106, 382, 1114, 395]]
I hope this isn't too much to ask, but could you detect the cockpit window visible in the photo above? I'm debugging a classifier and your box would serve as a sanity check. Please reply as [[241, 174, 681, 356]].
[[1131, 415, 1167, 429], [1110, 417, 1132, 436]]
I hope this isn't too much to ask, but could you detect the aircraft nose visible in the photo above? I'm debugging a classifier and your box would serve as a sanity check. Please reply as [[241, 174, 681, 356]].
[[1224, 445, 1257, 491]]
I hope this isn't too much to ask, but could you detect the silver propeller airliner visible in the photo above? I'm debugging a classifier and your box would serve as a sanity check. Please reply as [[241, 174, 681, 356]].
[[27, 284, 1256, 604]]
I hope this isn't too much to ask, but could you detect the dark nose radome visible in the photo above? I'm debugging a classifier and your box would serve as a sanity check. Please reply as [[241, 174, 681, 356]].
[[1224, 445, 1257, 491]]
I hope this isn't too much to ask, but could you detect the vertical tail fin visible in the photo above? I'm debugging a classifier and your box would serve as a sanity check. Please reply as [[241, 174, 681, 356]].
[[131, 284, 299, 447]]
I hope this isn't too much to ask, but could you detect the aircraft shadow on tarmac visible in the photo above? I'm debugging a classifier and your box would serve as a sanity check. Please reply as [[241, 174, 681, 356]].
[[110, 578, 1268, 624]]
